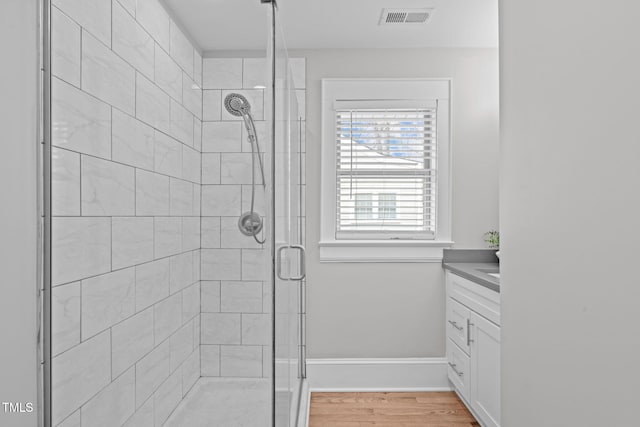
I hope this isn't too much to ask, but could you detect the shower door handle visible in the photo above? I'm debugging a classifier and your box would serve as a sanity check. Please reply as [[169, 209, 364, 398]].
[[289, 244, 306, 281], [276, 244, 306, 281]]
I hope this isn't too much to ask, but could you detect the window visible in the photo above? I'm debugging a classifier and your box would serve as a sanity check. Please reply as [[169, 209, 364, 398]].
[[320, 79, 452, 262], [336, 109, 435, 238]]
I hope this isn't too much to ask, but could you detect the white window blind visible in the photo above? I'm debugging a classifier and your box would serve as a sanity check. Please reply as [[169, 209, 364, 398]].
[[335, 108, 437, 239]]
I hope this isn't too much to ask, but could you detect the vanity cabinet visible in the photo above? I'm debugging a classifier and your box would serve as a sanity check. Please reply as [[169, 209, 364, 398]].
[[445, 271, 501, 427]]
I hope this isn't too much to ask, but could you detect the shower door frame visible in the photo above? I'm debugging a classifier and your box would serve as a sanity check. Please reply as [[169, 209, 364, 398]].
[[267, 1, 307, 426]]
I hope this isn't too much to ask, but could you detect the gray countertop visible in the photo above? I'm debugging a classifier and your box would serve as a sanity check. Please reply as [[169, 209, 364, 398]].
[[442, 262, 500, 293]]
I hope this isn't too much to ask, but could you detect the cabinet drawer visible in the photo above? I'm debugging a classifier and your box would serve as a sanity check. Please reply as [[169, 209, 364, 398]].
[[447, 338, 470, 400], [446, 271, 501, 325], [447, 297, 471, 355]]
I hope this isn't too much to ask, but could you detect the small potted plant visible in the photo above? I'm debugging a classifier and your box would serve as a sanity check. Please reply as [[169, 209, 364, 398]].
[[484, 230, 500, 259]]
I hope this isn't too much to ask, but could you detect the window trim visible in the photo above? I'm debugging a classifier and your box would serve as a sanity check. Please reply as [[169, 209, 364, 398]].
[[320, 78, 453, 262]]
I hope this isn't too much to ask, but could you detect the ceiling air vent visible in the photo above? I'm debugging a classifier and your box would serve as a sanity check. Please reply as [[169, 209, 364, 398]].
[[379, 8, 433, 25]]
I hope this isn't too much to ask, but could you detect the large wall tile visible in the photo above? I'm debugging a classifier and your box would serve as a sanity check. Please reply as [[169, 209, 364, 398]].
[[193, 313, 201, 348], [52, 77, 111, 159], [200, 281, 221, 313], [136, 73, 171, 134], [57, 410, 80, 427], [202, 90, 222, 121], [81, 156, 135, 216], [135, 259, 170, 311], [154, 217, 182, 258], [219, 345, 262, 377], [241, 249, 267, 281], [112, 109, 155, 170], [201, 313, 240, 344], [193, 51, 203, 88], [136, 0, 170, 51], [200, 345, 220, 376], [182, 218, 200, 251], [155, 45, 183, 102], [135, 340, 170, 407], [241, 314, 270, 345], [193, 118, 203, 152], [154, 131, 182, 178], [80, 367, 135, 427], [136, 169, 170, 216], [242, 58, 267, 89], [169, 22, 194, 78], [182, 73, 202, 120], [202, 122, 242, 153], [112, 2, 154, 80], [203, 58, 242, 89], [220, 153, 253, 185], [169, 322, 193, 372], [81, 267, 135, 339], [221, 281, 262, 313], [52, 330, 111, 424], [53, 0, 111, 47], [52, 147, 80, 216], [122, 396, 153, 427], [182, 282, 200, 323], [111, 308, 154, 378], [202, 153, 221, 185], [112, 217, 154, 269], [51, 6, 80, 86], [116, 0, 136, 16], [154, 293, 182, 343], [206, 223, 229, 259], [169, 178, 193, 216], [201, 249, 241, 280], [169, 100, 194, 146], [241, 184, 266, 217], [52, 281, 81, 356], [82, 31, 135, 114], [154, 368, 182, 426], [182, 349, 200, 395], [169, 251, 193, 294], [202, 185, 241, 216], [52, 217, 111, 286], [182, 146, 201, 183]]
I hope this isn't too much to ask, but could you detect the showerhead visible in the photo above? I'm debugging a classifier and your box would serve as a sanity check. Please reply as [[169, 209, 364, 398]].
[[224, 93, 251, 117]]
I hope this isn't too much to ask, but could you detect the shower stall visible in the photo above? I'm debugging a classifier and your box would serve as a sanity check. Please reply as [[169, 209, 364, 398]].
[[42, 0, 306, 426]]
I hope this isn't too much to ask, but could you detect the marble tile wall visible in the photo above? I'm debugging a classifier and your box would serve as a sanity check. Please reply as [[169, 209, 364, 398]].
[[50, 0, 202, 425], [199, 57, 306, 380]]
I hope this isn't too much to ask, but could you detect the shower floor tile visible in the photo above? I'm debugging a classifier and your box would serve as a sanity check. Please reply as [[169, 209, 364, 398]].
[[163, 378, 270, 427]]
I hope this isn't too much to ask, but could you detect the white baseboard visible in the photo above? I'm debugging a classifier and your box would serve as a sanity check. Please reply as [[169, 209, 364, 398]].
[[306, 357, 452, 392]]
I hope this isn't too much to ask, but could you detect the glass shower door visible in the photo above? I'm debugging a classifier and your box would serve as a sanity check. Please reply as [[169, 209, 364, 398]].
[[269, 4, 305, 426]]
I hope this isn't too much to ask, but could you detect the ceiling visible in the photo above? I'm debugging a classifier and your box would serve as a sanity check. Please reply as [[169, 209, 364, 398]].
[[163, 0, 499, 53]]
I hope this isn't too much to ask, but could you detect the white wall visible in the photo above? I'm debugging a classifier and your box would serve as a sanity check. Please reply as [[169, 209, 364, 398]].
[[500, 1, 640, 425], [296, 48, 500, 358], [0, 1, 40, 426]]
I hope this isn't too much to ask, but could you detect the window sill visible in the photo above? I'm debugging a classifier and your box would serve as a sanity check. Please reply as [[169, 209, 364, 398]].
[[318, 240, 454, 263]]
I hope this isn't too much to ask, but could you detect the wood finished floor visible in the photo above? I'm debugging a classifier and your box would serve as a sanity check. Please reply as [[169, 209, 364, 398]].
[[308, 392, 480, 427]]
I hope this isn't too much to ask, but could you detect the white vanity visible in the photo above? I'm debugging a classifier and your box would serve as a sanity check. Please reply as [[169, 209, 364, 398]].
[[444, 256, 501, 427]]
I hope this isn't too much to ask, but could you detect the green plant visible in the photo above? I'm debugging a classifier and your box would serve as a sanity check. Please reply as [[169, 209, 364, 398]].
[[484, 230, 500, 249]]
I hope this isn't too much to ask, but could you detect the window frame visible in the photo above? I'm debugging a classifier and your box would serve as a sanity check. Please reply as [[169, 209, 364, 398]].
[[320, 79, 453, 262]]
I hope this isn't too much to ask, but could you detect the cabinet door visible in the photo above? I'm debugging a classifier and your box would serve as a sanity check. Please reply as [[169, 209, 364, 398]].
[[469, 311, 501, 427]]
